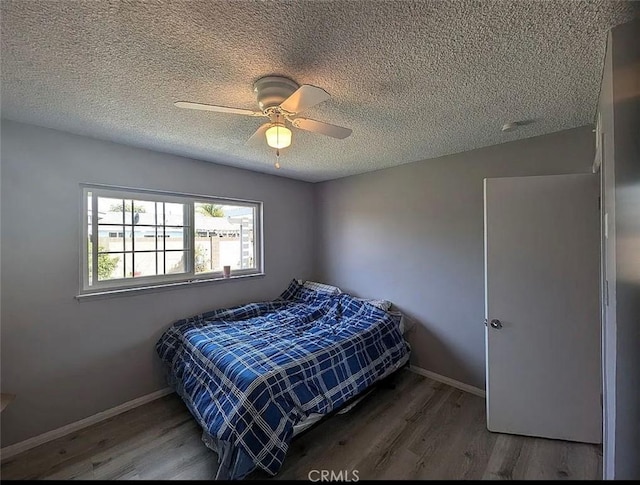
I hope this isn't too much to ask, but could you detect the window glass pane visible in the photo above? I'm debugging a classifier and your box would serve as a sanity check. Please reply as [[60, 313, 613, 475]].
[[166, 251, 186, 274], [194, 203, 255, 272], [134, 228, 155, 250], [124, 226, 134, 251], [134, 251, 158, 278], [124, 252, 134, 278], [156, 202, 164, 227], [234, 207, 255, 270], [98, 197, 125, 224], [131, 200, 156, 224], [195, 202, 226, 219], [219, 240, 242, 271], [157, 251, 165, 275], [194, 239, 213, 274], [165, 203, 185, 226], [97, 251, 124, 281], [165, 227, 186, 250], [155, 230, 165, 251], [98, 225, 124, 252]]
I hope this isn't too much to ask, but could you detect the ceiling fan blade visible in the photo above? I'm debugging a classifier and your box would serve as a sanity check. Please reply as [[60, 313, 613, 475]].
[[174, 101, 264, 117], [247, 123, 271, 145], [292, 118, 352, 139], [279, 85, 330, 113]]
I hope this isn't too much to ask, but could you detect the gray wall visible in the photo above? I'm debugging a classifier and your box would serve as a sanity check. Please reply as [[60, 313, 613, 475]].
[[315, 127, 594, 389], [0, 120, 315, 447], [607, 19, 639, 480]]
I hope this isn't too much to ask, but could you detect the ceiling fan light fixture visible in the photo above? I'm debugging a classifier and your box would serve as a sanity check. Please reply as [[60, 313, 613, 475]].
[[265, 123, 292, 149], [175, 76, 352, 149]]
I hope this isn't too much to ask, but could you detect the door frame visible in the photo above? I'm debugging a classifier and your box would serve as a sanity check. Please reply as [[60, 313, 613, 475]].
[[596, 116, 615, 480]]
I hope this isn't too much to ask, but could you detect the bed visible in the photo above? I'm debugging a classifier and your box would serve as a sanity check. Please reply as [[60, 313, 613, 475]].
[[155, 279, 410, 479]]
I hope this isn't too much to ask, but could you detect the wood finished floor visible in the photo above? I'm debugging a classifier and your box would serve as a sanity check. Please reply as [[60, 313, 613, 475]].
[[0, 370, 602, 480]]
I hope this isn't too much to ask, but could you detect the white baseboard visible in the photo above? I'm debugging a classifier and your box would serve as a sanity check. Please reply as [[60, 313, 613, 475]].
[[0, 387, 173, 462], [408, 365, 486, 398]]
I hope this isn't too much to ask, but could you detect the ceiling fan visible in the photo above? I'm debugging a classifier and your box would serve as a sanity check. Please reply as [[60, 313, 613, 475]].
[[174, 76, 352, 152]]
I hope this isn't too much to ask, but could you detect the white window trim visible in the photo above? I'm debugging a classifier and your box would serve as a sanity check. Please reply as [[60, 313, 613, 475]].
[[78, 183, 263, 298]]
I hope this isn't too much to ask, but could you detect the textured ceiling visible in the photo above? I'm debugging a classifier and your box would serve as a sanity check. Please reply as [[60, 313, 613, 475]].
[[1, 1, 638, 182]]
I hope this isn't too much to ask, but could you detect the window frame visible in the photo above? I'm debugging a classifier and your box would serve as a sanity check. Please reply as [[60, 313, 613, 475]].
[[79, 184, 263, 296]]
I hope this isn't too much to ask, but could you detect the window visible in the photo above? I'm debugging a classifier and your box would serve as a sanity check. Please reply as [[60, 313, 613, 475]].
[[81, 185, 262, 294]]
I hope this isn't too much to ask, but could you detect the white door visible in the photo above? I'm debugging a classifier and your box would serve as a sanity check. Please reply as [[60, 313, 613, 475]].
[[484, 174, 601, 444]]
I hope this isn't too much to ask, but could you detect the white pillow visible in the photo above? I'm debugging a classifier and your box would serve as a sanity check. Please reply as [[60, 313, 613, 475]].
[[297, 280, 342, 295], [350, 296, 392, 311], [366, 299, 392, 311]]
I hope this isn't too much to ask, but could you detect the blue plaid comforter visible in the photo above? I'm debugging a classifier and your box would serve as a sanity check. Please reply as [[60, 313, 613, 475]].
[[155, 280, 410, 478]]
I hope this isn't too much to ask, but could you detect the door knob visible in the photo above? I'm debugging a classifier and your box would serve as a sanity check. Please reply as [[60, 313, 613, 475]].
[[490, 319, 503, 329]]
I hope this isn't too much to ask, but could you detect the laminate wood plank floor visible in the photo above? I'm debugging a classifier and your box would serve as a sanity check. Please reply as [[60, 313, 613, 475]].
[[0, 370, 602, 480]]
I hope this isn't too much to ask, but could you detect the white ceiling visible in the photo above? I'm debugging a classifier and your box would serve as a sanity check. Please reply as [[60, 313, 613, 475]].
[[1, 1, 638, 182]]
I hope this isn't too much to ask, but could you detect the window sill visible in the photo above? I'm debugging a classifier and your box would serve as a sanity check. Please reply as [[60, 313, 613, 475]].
[[75, 272, 265, 301]]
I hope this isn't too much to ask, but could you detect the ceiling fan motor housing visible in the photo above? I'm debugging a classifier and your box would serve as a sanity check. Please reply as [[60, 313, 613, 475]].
[[253, 76, 299, 112]]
